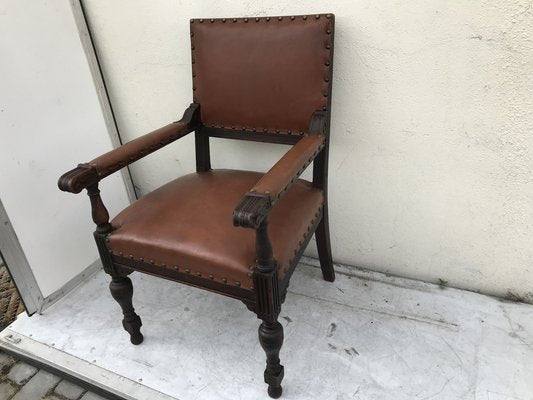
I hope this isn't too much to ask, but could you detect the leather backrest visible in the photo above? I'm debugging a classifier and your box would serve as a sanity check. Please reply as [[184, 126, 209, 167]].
[[190, 14, 334, 136]]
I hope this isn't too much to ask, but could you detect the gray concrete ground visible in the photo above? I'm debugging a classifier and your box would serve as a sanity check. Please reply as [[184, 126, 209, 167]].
[[0, 351, 108, 400]]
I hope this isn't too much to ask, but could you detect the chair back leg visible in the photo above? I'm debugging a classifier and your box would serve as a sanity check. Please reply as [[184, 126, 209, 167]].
[[315, 205, 335, 282]]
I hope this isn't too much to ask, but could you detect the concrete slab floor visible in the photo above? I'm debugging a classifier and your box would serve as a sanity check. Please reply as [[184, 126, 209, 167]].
[[3, 257, 533, 400]]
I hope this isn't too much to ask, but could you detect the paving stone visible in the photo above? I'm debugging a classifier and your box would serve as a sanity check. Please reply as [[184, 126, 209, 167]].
[[12, 369, 61, 400], [0, 352, 15, 370], [80, 392, 109, 400], [54, 379, 85, 399], [7, 361, 38, 385], [0, 381, 17, 400], [42, 396, 65, 400]]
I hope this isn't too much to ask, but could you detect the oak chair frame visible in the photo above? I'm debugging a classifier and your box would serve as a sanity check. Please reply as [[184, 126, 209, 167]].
[[58, 13, 335, 398]]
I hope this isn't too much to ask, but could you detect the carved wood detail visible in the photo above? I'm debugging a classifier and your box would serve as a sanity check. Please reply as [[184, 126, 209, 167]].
[[233, 193, 271, 229], [86, 184, 111, 233], [57, 163, 99, 194]]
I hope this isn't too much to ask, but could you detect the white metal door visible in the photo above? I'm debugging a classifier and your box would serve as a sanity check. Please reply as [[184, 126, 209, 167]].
[[0, 0, 134, 313]]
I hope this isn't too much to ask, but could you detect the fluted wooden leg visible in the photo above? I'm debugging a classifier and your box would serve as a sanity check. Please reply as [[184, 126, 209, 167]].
[[109, 276, 143, 345], [258, 320, 284, 398]]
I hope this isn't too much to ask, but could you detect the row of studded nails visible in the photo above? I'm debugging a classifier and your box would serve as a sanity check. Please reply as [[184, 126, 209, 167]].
[[190, 15, 333, 107], [271, 138, 326, 205], [284, 202, 324, 275], [107, 247, 247, 287], [206, 125, 310, 135], [190, 14, 333, 24], [105, 197, 322, 289]]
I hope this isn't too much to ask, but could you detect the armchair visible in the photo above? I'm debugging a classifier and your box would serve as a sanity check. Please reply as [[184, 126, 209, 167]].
[[59, 13, 335, 398]]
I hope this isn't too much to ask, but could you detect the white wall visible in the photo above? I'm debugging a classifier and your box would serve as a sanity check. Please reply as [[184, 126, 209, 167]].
[[0, 1, 130, 298], [83, 1, 533, 301]]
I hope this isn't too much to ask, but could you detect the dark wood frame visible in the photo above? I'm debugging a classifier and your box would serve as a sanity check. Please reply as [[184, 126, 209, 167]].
[[58, 14, 335, 399]]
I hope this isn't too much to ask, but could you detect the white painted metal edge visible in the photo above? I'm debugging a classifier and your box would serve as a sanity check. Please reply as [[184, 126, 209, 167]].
[[0, 199, 43, 315], [70, 0, 138, 203], [0, 329, 175, 400]]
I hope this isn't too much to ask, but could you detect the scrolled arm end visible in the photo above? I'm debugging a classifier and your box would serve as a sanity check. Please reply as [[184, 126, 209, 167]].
[[58, 163, 99, 194], [233, 193, 272, 229]]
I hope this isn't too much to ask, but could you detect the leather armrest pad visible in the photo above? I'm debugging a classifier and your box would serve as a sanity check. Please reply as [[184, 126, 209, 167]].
[[251, 134, 325, 203], [89, 121, 189, 177], [233, 134, 325, 228]]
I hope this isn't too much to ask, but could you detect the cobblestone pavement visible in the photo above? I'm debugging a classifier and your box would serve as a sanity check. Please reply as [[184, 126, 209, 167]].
[[0, 350, 110, 400]]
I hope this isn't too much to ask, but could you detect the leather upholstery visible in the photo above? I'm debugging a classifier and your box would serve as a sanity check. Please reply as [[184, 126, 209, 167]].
[[108, 170, 323, 289], [251, 134, 325, 204], [191, 15, 334, 135], [89, 121, 190, 177]]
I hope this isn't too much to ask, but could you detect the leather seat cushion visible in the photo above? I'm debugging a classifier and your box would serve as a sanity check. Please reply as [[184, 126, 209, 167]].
[[108, 169, 323, 289]]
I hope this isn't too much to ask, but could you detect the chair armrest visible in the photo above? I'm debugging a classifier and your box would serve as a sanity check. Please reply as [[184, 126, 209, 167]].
[[233, 134, 326, 228], [58, 103, 199, 193]]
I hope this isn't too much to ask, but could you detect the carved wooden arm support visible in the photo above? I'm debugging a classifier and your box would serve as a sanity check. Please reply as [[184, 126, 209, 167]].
[[233, 193, 272, 229], [58, 103, 200, 194], [233, 133, 325, 229]]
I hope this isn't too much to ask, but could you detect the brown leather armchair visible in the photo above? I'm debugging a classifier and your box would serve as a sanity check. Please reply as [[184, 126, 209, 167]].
[[59, 13, 335, 398]]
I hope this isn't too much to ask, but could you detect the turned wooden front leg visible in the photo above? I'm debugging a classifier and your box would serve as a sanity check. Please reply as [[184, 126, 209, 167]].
[[254, 220, 285, 398], [109, 275, 143, 345], [85, 183, 143, 345], [259, 320, 284, 398]]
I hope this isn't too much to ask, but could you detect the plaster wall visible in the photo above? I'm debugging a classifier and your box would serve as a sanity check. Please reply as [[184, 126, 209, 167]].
[[83, 1, 533, 301]]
